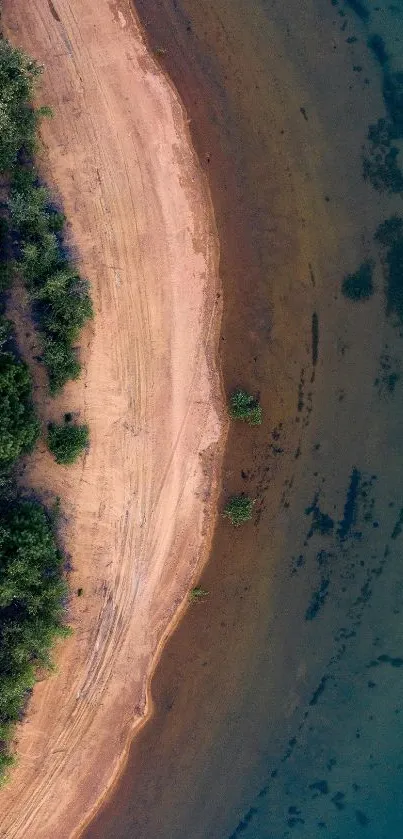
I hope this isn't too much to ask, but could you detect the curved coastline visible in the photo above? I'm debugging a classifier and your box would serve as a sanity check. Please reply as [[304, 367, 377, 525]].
[[0, 1, 227, 837], [84, 2, 403, 838]]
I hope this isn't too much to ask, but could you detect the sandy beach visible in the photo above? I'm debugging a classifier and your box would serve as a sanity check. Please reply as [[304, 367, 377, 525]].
[[0, 1, 225, 837]]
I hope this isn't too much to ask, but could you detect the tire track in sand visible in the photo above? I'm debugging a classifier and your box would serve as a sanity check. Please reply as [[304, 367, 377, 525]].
[[0, 1, 226, 836]]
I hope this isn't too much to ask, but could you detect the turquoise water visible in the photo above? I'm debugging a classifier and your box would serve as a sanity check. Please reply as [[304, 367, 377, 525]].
[[84, 1, 403, 837]]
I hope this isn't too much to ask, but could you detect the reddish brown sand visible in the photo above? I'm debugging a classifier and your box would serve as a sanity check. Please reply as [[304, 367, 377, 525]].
[[0, 1, 226, 837]]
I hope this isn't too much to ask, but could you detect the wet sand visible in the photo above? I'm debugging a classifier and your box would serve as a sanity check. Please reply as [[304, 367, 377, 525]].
[[84, 0, 403, 838]]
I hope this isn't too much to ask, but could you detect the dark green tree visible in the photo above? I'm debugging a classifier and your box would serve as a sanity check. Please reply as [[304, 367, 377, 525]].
[[0, 40, 41, 173], [47, 422, 89, 465], [0, 344, 39, 467]]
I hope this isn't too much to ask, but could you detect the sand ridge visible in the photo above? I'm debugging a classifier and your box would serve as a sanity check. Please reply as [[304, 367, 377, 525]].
[[0, 1, 226, 836]]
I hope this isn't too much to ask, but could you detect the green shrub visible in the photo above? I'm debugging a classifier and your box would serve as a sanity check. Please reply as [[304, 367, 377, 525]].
[[9, 183, 50, 240], [47, 422, 89, 465], [189, 586, 208, 603], [35, 269, 93, 341], [0, 40, 42, 173], [0, 345, 39, 467], [228, 389, 262, 425], [0, 218, 12, 292], [342, 261, 374, 301], [223, 494, 254, 526], [42, 339, 81, 394], [0, 264, 14, 293]]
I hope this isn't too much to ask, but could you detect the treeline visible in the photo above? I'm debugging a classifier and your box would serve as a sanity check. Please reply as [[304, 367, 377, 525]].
[[10, 168, 93, 393], [0, 38, 92, 779]]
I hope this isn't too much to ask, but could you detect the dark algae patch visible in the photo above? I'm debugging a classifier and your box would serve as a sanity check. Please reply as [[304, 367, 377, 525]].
[[311, 312, 319, 367], [367, 34, 388, 67], [356, 810, 370, 826], [375, 216, 403, 324], [375, 215, 403, 248], [364, 68, 403, 194], [363, 119, 403, 194], [305, 577, 330, 620], [338, 467, 361, 540], [228, 807, 258, 839], [377, 654, 403, 667], [309, 675, 329, 706], [391, 506, 403, 539], [382, 71, 403, 136], [342, 261, 374, 301], [305, 493, 334, 539], [332, 791, 346, 810], [344, 0, 370, 21], [309, 780, 329, 795], [374, 348, 400, 395]]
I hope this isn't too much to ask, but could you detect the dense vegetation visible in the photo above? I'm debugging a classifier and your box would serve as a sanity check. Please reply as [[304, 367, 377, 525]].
[[10, 169, 93, 393], [228, 388, 262, 425], [0, 320, 39, 467], [0, 306, 66, 780], [0, 38, 91, 780], [0, 38, 92, 394], [223, 494, 254, 526], [47, 421, 89, 464], [0, 501, 67, 778]]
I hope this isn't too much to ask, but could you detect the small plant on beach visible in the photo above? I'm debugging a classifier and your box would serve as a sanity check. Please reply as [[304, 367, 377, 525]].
[[342, 261, 374, 301], [47, 421, 89, 465], [223, 494, 254, 526], [189, 586, 208, 603], [228, 389, 262, 425]]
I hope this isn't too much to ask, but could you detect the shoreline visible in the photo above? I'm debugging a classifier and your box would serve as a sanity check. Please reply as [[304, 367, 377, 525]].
[[0, 1, 227, 837], [83, 2, 403, 838]]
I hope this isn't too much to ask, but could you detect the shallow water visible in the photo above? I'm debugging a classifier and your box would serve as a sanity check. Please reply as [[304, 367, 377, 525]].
[[84, 1, 403, 837]]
